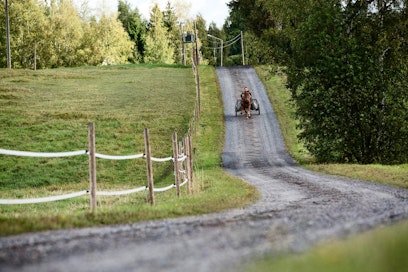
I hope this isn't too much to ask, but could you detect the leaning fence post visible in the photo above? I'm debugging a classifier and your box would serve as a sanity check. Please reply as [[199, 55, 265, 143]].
[[88, 122, 97, 213], [144, 128, 154, 205], [172, 132, 180, 197]]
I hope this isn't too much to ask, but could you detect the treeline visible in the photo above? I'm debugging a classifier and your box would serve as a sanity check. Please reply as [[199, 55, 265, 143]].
[[0, 0, 224, 68], [225, 0, 408, 164]]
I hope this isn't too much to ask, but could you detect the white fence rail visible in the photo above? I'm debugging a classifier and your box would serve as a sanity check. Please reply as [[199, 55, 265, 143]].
[[0, 191, 89, 205], [0, 124, 193, 212], [0, 149, 87, 157]]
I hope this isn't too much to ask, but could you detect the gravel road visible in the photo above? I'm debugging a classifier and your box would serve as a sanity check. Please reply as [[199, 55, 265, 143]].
[[1, 66, 408, 272]]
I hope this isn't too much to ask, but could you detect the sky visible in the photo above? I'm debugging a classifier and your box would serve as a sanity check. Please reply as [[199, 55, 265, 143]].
[[80, 0, 231, 28]]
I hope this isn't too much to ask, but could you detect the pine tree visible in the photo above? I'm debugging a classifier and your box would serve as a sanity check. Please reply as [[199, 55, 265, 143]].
[[144, 4, 174, 64]]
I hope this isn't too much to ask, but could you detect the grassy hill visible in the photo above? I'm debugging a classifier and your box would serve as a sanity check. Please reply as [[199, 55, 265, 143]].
[[0, 64, 258, 236]]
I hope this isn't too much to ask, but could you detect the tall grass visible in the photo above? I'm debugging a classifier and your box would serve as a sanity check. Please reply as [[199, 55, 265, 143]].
[[0, 65, 259, 236]]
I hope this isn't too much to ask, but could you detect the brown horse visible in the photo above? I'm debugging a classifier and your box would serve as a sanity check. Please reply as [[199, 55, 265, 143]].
[[241, 89, 252, 118]]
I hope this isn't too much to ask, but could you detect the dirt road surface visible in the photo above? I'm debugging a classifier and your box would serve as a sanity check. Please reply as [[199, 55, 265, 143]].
[[1, 66, 408, 272]]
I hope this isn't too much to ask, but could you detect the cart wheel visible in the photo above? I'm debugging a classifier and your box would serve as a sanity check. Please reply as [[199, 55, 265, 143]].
[[258, 107, 261, 115], [235, 110, 237, 117]]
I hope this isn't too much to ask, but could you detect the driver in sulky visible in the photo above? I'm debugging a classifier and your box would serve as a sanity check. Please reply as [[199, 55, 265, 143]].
[[241, 86, 252, 99]]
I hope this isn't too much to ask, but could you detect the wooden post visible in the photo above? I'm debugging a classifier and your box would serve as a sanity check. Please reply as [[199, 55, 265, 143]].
[[179, 140, 184, 188], [188, 135, 193, 192], [88, 123, 97, 213], [189, 135, 194, 192], [144, 128, 154, 205], [184, 136, 191, 194], [172, 132, 180, 197]]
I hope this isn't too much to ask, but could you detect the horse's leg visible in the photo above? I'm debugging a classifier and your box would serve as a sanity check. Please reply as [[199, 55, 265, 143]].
[[242, 101, 248, 116]]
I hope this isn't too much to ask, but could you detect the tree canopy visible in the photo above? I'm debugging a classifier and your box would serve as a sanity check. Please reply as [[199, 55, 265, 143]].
[[1, 0, 136, 68], [1, 0, 222, 68], [226, 0, 408, 164]]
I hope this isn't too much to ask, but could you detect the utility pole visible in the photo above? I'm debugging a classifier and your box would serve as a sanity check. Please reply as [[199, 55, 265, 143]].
[[207, 34, 223, 67], [241, 31, 245, 65], [5, 0, 11, 69], [194, 21, 199, 65], [179, 22, 185, 65]]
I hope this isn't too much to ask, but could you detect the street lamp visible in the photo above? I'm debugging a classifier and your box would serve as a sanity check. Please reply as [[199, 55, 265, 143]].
[[207, 34, 223, 67]]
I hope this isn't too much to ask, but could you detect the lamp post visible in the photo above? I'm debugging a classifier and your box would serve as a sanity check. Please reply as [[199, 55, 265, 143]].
[[207, 34, 223, 67]]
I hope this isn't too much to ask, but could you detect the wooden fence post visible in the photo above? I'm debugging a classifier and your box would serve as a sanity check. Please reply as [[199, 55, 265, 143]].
[[184, 136, 191, 194], [172, 132, 180, 197], [188, 135, 193, 192], [178, 140, 184, 187], [144, 128, 154, 205], [88, 122, 97, 213]]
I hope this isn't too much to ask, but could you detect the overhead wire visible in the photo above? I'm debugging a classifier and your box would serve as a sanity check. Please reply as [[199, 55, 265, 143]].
[[204, 33, 242, 50]]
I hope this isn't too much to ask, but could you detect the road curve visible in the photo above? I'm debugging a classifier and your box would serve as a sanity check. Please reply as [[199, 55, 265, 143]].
[[1, 66, 408, 272]]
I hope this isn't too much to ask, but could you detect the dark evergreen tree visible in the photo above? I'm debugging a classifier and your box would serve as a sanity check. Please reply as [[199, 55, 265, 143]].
[[118, 0, 146, 63]]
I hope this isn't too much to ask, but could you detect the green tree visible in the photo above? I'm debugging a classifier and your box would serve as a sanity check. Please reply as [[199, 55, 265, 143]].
[[194, 14, 208, 64], [225, 0, 273, 65], [144, 4, 174, 64], [47, 0, 84, 67], [287, 0, 408, 163], [0, 0, 48, 68], [76, 16, 97, 65], [227, 0, 408, 163], [118, 0, 146, 63], [163, 1, 181, 64], [92, 13, 134, 65], [206, 22, 225, 66]]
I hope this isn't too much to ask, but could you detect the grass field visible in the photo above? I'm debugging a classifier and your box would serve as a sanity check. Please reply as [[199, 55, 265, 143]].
[[0, 64, 259, 236]]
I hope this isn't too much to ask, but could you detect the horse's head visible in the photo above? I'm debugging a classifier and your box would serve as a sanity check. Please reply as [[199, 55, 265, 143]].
[[243, 89, 251, 101]]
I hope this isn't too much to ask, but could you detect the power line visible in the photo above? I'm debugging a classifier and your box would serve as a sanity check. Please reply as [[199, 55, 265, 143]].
[[203, 33, 242, 50]]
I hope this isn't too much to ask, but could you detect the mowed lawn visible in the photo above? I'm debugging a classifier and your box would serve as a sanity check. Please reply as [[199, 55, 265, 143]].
[[0, 64, 259, 235], [0, 65, 196, 191]]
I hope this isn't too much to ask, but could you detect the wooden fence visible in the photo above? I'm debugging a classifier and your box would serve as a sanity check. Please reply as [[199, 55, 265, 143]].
[[0, 123, 194, 213]]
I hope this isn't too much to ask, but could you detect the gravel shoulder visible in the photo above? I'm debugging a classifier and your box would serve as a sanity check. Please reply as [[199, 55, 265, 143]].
[[1, 66, 408, 272]]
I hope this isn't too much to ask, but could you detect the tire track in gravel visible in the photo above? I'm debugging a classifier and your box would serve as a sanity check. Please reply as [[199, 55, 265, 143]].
[[1, 66, 408, 272]]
